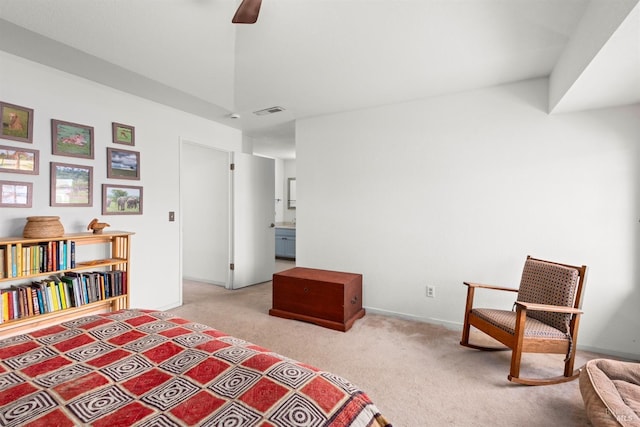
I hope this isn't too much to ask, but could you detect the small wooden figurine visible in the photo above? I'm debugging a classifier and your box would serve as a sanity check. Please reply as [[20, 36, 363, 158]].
[[87, 218, 110, 234]]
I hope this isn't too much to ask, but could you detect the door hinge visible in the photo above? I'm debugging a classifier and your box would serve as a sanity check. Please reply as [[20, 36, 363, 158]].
[[230, 163, 235, 171], [230, 263, 235, 270]]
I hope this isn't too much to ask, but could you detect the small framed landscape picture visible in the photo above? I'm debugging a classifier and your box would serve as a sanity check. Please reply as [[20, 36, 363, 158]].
[[52, 119, 94, 159], [1, 102, 34, 143], [107, 147, 140, 180], [102, 184, 143, 215], [0, 145, 39, 175], [112, 122, 135, 145], [0, 180, 32, 208], [50, 162, 93, 207]]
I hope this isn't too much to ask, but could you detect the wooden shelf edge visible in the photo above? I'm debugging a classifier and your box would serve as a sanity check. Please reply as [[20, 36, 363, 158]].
[[0, 296, 128, 339], [0, 231, 134, 245]]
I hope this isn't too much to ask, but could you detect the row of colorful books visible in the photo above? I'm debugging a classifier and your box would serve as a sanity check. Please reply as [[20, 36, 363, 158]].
[[0, 240, 76, 279], [0, 270, 127, 323]]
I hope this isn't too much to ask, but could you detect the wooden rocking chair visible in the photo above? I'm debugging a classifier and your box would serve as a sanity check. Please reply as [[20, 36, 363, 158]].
[[460, 256, 588, 385]]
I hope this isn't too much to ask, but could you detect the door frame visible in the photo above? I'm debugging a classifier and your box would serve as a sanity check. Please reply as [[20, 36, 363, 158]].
[[179, 139, 233, 293]]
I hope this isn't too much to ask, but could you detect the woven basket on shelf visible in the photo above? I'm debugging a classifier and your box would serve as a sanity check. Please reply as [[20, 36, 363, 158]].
[[23, 216, 65, 238]]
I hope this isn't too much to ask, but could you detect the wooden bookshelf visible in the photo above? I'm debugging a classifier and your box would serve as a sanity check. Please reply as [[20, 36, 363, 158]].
[[0, 231, 133, 338]]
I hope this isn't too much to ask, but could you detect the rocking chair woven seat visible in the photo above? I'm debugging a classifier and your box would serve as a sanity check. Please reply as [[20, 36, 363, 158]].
[[461, 255, 588, 386], [472, 308, 569, 340]]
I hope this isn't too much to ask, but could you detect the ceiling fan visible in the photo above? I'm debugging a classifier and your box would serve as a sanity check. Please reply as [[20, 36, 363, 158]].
[[232, 0, 262, 24]]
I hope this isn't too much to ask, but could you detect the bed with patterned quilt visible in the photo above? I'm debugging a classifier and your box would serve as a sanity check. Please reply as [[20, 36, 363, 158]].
[[0, 309, 391, 427]]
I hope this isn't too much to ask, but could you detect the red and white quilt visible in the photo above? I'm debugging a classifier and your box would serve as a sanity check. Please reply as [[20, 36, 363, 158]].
[[0, 309, 391, 427]]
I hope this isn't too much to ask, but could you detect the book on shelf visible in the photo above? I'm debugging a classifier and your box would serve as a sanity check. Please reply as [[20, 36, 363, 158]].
[[15, 243, 22, 278], [47, 281, 58, 312], [30, 282, 43, 314], [47, 241, 53, 272], [24, 246, 30, 276], [21, 285, 33, 317], [69, 240, 76, 268], [28, 284, 41, 316], [56, 280, 66, 310], [6, 289, 16, 320], [35, 285, 44, 314], [1, 291, 8, 322], [59, 276, 80, 307], [58, 241, 65, 271], [11, 245, 17, 278], [37, 243, 46, 274], [2, 290, 11, 321], [5, 246, 11, 279], [41, 281, 53, 313], [20, 246, 26, 276]]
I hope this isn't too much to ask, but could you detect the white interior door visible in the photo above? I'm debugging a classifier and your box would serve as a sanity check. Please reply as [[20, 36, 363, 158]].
[[231, 153, 275, 289]]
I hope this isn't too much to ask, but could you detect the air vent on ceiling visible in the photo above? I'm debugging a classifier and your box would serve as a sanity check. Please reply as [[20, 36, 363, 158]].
[[253, 106, 285, 116]]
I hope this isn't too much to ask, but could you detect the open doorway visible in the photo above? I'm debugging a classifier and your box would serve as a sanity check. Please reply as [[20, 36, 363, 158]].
[[180, 141, 231, 288], [180, 140, 277, 293]]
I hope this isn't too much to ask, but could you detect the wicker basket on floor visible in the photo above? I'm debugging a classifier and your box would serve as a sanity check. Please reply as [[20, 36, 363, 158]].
[[23, 216, 65, 238]]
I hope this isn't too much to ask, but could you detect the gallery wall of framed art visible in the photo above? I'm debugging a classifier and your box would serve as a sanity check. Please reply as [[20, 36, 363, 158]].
[[1, 100, 143, 215]]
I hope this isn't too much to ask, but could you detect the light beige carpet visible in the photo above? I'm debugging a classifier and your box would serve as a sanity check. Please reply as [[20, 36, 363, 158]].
[[169, 267, 605, 426]]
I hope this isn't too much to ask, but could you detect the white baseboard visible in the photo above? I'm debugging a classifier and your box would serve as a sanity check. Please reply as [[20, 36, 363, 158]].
[[364, 306, 462, 331], [576, 345, 640, 362], [156, 301, 182, 312], [364, 305, 640, 361], [182, 276, 226, 286]]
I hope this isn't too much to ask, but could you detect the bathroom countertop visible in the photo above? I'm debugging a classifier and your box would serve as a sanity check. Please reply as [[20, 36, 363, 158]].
[[275, 222, 296, 229]]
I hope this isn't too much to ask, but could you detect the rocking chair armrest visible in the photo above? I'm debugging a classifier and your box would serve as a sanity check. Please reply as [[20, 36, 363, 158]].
[[463, 282, 519, 293], [514, 301, 583, 315]]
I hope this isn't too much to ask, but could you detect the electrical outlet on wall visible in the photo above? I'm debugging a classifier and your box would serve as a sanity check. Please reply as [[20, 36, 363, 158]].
[[426, 285, 436, 298]]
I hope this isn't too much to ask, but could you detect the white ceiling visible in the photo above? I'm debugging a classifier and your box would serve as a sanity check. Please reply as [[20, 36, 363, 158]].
[[1, 0, 639, 159]]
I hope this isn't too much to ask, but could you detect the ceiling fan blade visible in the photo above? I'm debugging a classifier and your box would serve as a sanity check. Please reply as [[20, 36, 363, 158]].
[[232, 0, 262, 24]]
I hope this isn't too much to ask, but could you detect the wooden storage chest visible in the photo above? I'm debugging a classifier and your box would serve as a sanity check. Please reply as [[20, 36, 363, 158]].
[[269, 267, 365, 332]]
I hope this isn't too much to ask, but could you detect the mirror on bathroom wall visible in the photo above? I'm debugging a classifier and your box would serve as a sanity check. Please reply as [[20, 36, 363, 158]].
[[288, 177, 296, 209]]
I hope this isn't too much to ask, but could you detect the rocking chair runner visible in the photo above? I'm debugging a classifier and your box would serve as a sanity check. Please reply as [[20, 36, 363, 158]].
[[460, 256, 588, 386]]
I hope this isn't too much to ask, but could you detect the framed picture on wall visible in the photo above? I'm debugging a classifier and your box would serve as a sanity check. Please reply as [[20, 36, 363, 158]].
[[102, 184, 143, 215], [51, 119, 94, 159], [0, 102, 34, 144], [0, 180, 32, 207], [107, 147, 140, 180], [50, 162, 93, 207], [0, 145, 39, 175], [112, 122, 135, 146]]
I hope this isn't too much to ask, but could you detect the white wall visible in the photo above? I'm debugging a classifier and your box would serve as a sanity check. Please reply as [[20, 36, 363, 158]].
[[0, 52, 241, 311], [297, 78, 640, 358]]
